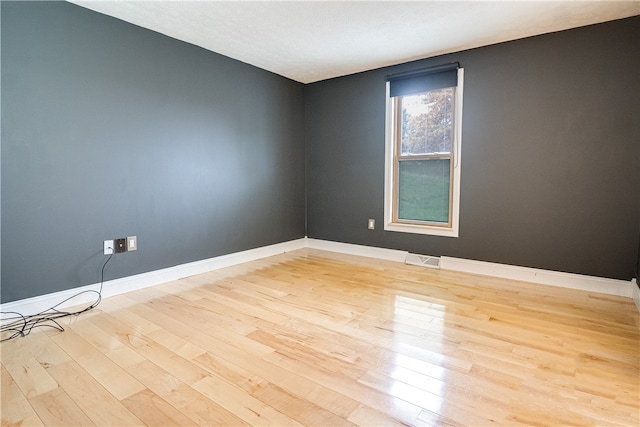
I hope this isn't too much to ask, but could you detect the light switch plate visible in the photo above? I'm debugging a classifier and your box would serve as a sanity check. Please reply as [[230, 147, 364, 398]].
[[127, 236, 137, 251]]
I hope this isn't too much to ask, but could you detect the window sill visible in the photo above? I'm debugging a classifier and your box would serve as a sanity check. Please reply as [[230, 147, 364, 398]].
[[384, 222, 459, 238]]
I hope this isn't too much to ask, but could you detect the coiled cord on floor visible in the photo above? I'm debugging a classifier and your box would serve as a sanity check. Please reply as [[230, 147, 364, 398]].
[[0, 252, 113, 342]]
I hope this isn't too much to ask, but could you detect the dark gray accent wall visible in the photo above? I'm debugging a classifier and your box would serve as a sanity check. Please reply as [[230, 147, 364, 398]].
[[1, 1, 305, 303], [306, 17, 640, 281]]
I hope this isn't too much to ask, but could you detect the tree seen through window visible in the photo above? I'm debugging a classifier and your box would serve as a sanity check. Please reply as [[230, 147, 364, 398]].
[[400, 88, 454, 155]]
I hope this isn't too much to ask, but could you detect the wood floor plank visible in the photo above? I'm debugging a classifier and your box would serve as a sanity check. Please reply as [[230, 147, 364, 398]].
[[191, 375, 303, 426], [175, 383, 252, 427], [103, 344, 147, 369], [347, 403, 424, 427], [1, 365, 45, 426], [28, 387, 94, 427], [45, 361, 143, 426], [3, 330, 71, 368], [121, 389, 197, 426], [77, 347, 147, 401], [1, 248, 638, 426], [250, 380, 357, 426], [125, 359, 186, 399], [126, 359, 249, 426], [192, 348, 361, 420], [262, 350, 425, 426], [48, 326, 146, 401], [146, 328, 207, 360], [2, 355, 58, 399], [69, 311, 134, 354], [133, 339, 211, 385]]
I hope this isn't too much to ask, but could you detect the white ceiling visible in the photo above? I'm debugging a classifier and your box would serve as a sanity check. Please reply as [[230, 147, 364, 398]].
[[68, 1, 639, 84]]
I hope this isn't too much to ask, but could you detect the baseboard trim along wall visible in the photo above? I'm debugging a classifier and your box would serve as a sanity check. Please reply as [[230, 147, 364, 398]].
[[439, 256, 633, 298], [1, 237, 636, 316], [308, 239, 634, 299], [0, 238, 307, 317], [305, 238, 408, 263], [632, 279, 640, 313]]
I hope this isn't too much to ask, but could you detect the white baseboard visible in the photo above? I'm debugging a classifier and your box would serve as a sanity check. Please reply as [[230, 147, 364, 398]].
[[305, 238, 408, 263], [440, 256, 633, 298], [632, 279, 640, 313], [2, 237, 635, 316], [305, 240, 633, 299], [0, 238, 307, 316]]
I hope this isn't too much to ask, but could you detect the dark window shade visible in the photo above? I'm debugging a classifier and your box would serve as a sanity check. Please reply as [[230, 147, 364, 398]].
[[388, 62, 459, 97]]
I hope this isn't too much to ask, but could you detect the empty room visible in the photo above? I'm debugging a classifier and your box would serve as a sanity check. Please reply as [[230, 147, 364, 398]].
[[1, 1, 639, 426]]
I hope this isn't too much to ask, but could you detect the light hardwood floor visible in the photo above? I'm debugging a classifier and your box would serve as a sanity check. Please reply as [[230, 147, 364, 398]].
[[1, 249, 638, 426]]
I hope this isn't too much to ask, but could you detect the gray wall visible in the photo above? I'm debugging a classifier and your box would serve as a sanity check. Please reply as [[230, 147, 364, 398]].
[[1, 1, 305, 303], [306, 17, 640, 281]]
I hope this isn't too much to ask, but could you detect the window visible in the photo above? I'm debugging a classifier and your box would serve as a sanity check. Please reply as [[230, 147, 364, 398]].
[[384, 63, 463, 237]]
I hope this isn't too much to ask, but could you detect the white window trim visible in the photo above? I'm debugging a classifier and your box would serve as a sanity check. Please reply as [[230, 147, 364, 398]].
[[384, 68, 464, 238]]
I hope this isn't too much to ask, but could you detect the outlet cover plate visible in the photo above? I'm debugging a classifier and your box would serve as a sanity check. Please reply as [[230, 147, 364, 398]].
[[114, 238, 127, 253], [104, 240, 114, 255]]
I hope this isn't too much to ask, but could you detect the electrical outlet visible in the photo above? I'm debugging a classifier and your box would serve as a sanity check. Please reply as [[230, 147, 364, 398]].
[[104, 240, 114, 255], [114, 238, 127, 253], [127, 236, 137, 251], [368, 219, 375, 230], [105, 237, 134, 255]]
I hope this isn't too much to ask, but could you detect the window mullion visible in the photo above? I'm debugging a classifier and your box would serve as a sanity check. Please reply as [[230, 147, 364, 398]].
[[398, 154, 452, 161], [393, 97, 402, 222]]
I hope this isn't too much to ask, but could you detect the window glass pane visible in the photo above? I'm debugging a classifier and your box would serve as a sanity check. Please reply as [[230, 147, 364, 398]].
[[400, 88, 454, 155], [398, 159, 450, 223]]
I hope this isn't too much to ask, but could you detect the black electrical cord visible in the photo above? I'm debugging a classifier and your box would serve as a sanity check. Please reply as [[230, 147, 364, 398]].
[[0, 252, 113, 342]]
